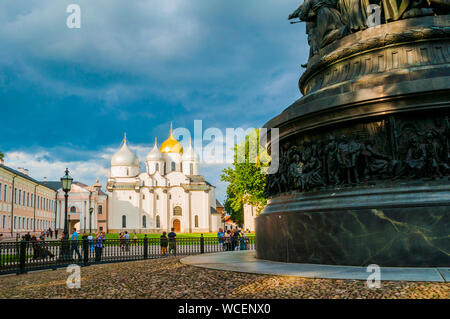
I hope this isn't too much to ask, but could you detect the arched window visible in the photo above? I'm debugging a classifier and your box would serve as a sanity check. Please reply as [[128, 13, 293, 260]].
[[155, 163, 159, 172], [122, 215, 126, 228], [156, 215, 160, 228], [171, 162, 176, 172], [190, 163, 194, 175], [143, 215, 147, 228], [98, 205, 103, 214], [173, 206, 182, 216], [195, 215, 199, 228], [70, 206, 77, 213]]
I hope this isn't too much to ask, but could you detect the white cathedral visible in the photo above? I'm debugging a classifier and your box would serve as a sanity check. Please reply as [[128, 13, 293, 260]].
[[106, 125, 222, 234]]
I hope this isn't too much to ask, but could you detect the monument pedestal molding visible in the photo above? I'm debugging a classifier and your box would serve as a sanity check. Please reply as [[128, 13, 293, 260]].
[[257, 15, 450, 267]]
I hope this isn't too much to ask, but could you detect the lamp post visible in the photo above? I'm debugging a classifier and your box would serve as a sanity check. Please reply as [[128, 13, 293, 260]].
[[60, 168, 73, 260], [89, 208, 93, 234]]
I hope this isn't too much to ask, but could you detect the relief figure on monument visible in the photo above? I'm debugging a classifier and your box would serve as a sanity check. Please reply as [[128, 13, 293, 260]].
[[337, 0, 370, 32], [289, 0, 347, 57]]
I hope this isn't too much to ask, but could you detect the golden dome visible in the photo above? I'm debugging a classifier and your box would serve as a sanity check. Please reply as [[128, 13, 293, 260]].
[[160, 123, 184, 154]]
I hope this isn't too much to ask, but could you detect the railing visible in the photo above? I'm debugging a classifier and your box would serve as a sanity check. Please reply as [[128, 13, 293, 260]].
[[0, 235, 256, 275]]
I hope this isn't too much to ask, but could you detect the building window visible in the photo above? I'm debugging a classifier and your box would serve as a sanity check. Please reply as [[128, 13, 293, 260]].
[[143, 195, 145, 200], [4, 185, 7, 202], [19, 190, 21, 205], [195, 215, 199, 228], [99, 226, 103, 231], [122, 215, 126, 228], [173, 206, 182, 216], [171, 162, 175, 171], [155, 163, 159, 171], [143, 215, 147, 228], [70, 206, 77, 213], [98, 205, 103, 215], [0, 183, 2, 201], [156, 215, 160, 228]]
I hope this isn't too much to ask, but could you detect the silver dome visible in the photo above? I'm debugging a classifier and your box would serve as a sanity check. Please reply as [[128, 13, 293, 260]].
[[146, 139, 162, 161], [111, 141, 139, 167]]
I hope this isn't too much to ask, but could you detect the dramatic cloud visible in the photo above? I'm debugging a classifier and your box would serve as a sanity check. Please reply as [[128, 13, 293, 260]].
[[0, 0, 308, 201]]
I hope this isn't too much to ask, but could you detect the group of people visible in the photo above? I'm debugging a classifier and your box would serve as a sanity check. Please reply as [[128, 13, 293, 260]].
[[21, 231, 55, 260], [118, 231, 138, 251], [69, 229, 106, 262], [217, 228, 249, 251], [160, 228, 177, 255], [14, 227, 250, 263]]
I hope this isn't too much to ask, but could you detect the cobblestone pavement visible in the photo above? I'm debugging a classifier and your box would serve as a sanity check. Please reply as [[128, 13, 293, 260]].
[[0, 257, 448, 299]]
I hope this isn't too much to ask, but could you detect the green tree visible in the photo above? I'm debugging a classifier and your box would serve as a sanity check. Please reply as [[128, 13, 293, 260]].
[[0, 151, 4, 161], [221, 129, 269, 226]]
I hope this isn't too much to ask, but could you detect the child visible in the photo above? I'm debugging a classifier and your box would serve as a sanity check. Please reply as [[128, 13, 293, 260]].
[[160, 232, 168, 255]]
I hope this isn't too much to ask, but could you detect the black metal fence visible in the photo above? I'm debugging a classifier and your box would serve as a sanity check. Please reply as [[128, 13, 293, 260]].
[[0, 235, 256, 275]]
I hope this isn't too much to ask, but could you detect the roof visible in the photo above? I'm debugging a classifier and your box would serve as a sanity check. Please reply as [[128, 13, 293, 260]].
[[42, 181, 107, 196], [224, 216, 236, 224], [0, 164, 56, 192], [40, 181, 62, 191], [216, 200, 224, 208]]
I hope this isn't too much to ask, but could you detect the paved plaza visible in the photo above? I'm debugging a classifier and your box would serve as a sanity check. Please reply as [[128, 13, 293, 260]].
[[181, 251, 450, 282], [0, 256, 448, 299]]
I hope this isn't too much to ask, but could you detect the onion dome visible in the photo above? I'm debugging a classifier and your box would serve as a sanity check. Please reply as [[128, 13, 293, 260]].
[[111, 133, 139, 167], [182, 138, 199, 162], [160, 122, 184, 154], [146, 138, 163, 161]]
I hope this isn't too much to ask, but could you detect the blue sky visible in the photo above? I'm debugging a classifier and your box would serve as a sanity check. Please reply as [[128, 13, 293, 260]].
[[0, 0, 309, 202]]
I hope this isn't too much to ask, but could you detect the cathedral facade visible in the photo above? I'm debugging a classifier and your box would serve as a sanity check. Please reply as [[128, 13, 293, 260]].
[[107, 126, 222, 234]]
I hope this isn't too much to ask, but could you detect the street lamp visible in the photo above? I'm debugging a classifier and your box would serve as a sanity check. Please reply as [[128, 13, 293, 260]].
[[89, 207, 93, 234], [60, 168, 73, 260]]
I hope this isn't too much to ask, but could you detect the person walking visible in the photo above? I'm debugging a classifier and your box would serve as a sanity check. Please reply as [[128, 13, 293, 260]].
[[124, 231, 130, 252], [94, 232, 104, 262], [239, 232, 247, 251], [217, 228, 225, 251], [168, 228, 177, 255], [133, 233, 138, 245], [55, 229, 58, 239], [88, 233, 94, 253], [31, 236, 40, 259], [160, 232, 168, 255], [24, 232, 31, 242], [225, 230, 232, 251], [233, 229, 241, 251], [119, 232, 125, 251], [70, 228, 82, 261]]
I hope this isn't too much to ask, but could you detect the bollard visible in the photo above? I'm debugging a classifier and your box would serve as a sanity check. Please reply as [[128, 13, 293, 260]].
[[200, 234, 204, 254], [143, 235, 148, 260]]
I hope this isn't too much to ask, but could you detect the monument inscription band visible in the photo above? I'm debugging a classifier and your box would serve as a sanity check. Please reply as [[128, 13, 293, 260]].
[[257, 2, 450, 267]]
